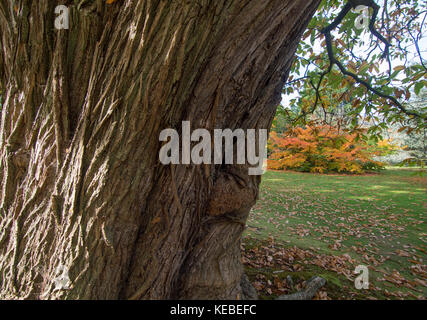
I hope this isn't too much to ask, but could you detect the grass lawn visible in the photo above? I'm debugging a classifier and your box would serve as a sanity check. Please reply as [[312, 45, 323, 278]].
[[242, 168, 427, 300]]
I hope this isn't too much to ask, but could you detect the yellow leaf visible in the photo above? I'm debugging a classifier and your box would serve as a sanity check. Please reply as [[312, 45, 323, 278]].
[[393, 65, 405, 72]]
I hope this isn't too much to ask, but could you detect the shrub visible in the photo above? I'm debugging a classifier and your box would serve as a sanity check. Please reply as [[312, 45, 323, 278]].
[[268, 125, 386, 174]]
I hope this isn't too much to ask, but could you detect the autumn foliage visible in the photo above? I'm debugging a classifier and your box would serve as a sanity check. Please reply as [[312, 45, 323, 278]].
[[268, 125, 387, 174]]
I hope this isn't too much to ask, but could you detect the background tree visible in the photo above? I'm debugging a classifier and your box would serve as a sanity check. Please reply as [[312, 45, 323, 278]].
[[268, 124, 388, 174], [399, 89, 427, 165]]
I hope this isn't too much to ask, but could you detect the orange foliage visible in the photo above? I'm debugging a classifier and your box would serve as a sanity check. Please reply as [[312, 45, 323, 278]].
[[268, 125, 384, 174]]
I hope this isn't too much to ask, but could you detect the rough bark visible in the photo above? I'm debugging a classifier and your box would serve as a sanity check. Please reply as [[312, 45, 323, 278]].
[[0, 0, 320, 299]]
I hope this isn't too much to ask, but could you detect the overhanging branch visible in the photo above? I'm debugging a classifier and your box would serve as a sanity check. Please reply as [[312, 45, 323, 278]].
[[320, 0, 426, 120]]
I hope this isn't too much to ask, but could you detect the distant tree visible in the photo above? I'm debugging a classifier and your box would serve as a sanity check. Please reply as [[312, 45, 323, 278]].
[[399, 89, 427, 164], [268, 125, 389, 173]]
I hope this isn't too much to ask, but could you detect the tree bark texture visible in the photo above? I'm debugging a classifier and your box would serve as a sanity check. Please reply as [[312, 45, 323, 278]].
[[0, 0, 320, 299]]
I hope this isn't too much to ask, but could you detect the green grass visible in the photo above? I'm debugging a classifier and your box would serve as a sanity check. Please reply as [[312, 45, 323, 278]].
[[243, 169, 427, 300]]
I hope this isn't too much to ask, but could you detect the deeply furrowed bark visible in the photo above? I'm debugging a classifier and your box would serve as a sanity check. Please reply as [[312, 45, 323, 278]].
[[0, 0, 320, 299]]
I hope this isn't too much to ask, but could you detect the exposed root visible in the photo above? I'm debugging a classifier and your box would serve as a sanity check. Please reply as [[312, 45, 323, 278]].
[[276, 276, 326, 300]]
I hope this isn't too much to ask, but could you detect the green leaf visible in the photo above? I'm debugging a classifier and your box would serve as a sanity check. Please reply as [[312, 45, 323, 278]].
[[414, 81, 425, 95]]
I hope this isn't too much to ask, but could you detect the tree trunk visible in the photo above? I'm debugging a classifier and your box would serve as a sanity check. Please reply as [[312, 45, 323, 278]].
[[0, 0, 320, 299]]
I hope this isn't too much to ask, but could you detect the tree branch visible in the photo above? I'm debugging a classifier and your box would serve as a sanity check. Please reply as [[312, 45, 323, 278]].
[[320, 0, 426, 120]]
